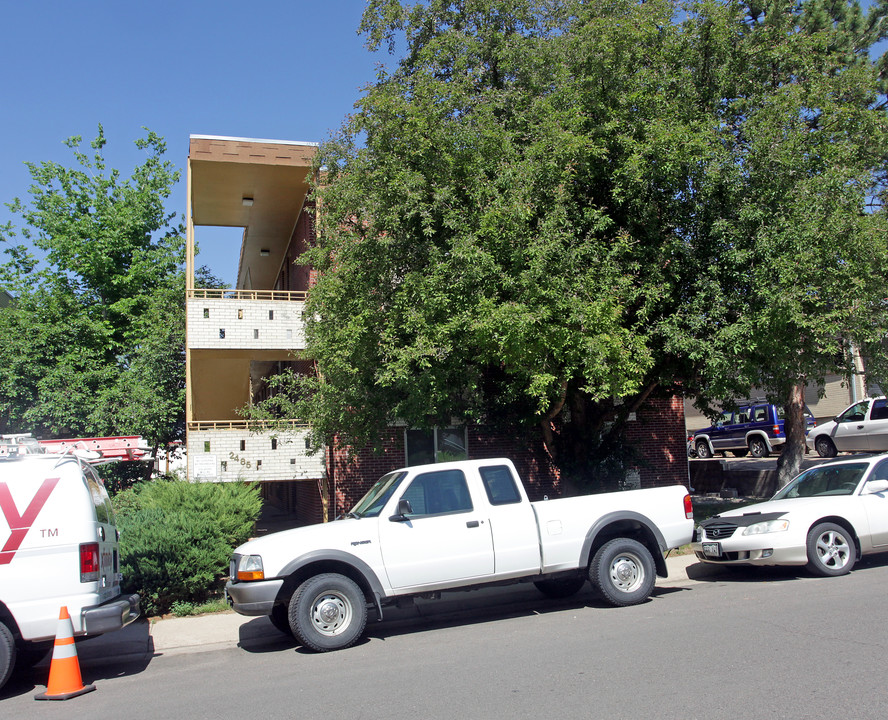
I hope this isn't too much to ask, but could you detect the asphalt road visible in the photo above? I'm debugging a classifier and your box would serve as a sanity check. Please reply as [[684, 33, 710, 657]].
[[4, 554, 888, 719]]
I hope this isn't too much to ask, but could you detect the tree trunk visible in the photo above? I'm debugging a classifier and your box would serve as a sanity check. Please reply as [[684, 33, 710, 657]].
[[776, 383, 806, 487]]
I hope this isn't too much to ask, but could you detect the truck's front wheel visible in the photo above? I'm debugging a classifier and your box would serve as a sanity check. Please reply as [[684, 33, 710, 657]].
[[288, 573, 367, 652], [589, 538, 656, 607]]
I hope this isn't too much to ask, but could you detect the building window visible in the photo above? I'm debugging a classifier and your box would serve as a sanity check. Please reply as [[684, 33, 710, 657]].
[[405, 426, 467, 466], [237, 309, 244, 319], [269, 310, 274, 320], [253, 329, 259, 339], [203, 308, 209, 318], [240, 440, 246, 451], [204, 441, 211, 452], [271, 438, 277, 450]]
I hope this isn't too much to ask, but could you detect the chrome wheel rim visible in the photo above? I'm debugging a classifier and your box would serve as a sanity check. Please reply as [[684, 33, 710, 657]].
[[815, 530, 851, 570], [309, 591, 353, 636], [610, 552, 645, 593]]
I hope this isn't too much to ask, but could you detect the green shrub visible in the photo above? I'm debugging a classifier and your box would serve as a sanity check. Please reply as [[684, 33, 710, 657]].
[[113, 479, 262, 616]]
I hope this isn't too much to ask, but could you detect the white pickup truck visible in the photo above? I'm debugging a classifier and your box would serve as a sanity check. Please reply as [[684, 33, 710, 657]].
[[227, 458, 693, 651]]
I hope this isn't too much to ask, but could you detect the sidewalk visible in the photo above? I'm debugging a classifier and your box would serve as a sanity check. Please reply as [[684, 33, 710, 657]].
[[74, 552, 718, 664]]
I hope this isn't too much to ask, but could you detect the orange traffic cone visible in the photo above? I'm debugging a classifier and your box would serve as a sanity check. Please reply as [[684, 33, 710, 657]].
[[34, 606, 96, 701]]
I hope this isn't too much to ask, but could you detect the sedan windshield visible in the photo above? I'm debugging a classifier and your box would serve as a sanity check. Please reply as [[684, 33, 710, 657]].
[[772, 463, 868, 500], [349, 471, 407, 518]]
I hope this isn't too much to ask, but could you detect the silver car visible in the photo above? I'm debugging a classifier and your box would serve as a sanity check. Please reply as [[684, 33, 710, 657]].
[[806, 397, 888, 457]]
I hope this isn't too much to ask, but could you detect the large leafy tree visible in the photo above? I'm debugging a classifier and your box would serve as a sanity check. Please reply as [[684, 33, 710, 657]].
[[0, 127, 201, 453], [263, 0, 888, 488], [686, 0, 888, 482]]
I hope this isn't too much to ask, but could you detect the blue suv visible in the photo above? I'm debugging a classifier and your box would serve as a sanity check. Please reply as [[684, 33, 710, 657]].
[[692, 402, 816, 459]]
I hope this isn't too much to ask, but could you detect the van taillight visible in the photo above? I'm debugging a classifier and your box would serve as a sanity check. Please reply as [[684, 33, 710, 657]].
[[684, 494, 694, 520], [80, 542, 99, 582]]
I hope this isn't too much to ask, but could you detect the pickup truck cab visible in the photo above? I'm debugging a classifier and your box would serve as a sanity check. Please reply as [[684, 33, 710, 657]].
[[227, 458, 693, 651]]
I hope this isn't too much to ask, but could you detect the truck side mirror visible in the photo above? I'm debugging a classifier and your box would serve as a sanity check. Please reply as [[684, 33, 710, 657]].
[[389, 498, 413, 522]]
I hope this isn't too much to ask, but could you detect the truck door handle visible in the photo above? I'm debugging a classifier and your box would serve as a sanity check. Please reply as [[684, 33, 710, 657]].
[[466, 520, 480, 528]]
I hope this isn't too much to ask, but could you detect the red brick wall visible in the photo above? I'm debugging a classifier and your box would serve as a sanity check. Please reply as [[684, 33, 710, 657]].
[[327, 426, 562, 516], [279, 201, 315, 293], [328, 429, 406, 516], [294, 479, 325, 525], [326, 402, 689, 516], [623, 395, 691, 489]]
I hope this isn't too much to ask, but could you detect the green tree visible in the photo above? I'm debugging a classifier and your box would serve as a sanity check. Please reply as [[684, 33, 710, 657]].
[[0, 126, 208, 455], [261, 0, 888, 488], [685, 0, 888, 483]]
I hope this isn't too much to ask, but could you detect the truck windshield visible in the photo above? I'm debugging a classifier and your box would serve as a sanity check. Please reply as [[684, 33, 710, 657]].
[[349, 471, 407, 518], [772, 463, 868, 499]]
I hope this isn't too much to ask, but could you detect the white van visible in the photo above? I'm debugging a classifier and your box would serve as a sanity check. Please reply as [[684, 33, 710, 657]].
[[0, 450, 140, 691]]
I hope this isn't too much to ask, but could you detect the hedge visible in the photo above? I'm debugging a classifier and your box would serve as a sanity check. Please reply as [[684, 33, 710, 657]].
[[113, 479, 262, 616]]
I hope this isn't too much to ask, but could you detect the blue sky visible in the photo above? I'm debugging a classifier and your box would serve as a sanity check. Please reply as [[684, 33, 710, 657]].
[[0, 0, 384, 287], [2, 1, 885, 287]]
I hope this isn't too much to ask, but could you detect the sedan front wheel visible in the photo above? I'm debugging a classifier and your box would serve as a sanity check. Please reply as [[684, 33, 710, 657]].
[[806, 522, 855, 577], [814, 435, 837, 458]]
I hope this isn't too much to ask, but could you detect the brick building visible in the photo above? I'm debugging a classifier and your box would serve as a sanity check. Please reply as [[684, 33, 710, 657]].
[[184, 135, 690, 525]]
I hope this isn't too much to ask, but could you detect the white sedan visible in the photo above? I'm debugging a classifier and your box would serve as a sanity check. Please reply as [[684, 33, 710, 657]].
[[691, 455, 888, 576], [806, 396, 888, 457]]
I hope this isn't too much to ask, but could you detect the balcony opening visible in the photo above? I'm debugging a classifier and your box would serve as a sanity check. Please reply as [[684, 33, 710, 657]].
[[193, 225, 243, 289]]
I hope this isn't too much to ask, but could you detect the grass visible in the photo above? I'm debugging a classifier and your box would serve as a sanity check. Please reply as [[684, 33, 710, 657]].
[[169, 598, 231, 618]]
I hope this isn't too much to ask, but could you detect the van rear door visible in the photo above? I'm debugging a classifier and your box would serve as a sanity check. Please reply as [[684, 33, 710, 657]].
[[82, 465, 121, 603]]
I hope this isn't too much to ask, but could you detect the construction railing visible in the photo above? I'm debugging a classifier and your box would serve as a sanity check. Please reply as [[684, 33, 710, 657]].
[[187, 420, 310, 432], [187, 289, 308, 302]]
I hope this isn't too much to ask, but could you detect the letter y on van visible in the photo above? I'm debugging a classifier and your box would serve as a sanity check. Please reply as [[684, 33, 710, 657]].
[[0, 477, 59, 564]]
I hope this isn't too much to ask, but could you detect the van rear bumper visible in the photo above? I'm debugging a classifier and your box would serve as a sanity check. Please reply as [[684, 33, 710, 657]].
[[82, 593, 141, 635]]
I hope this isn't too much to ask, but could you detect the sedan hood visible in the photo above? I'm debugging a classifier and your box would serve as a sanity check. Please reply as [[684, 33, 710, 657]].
[[711, 496, 847, 521]]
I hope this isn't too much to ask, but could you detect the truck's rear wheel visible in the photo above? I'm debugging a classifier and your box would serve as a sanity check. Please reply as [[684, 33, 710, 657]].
[[288, 573, 367, 652], [0, 621, 16, 692], [589, 538, 656, 607], [533, 576, 586, 599]]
